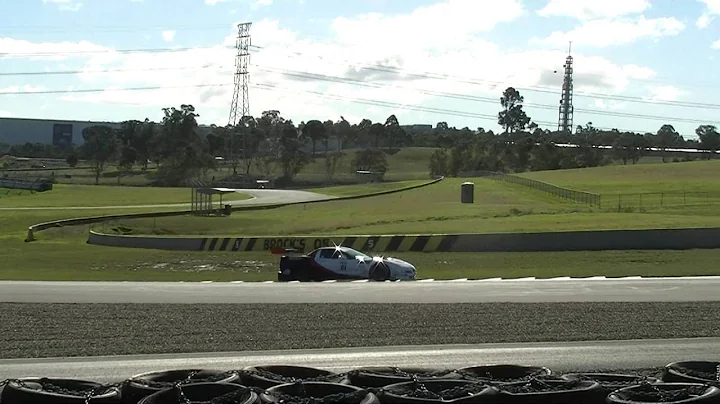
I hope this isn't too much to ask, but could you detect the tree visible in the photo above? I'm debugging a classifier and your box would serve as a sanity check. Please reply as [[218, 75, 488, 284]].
[[429, 149, 450, 177], [369, 123, 385, 148], [696, 125, 720, 159], [81, 125, 117, 185], [498, 87, 531, 133], [324, 151, 344, 181], [353, 148, 388, 176], [655, 124, 683, 162], [301, 120, 326, 155], [65, 154, 79, 168]]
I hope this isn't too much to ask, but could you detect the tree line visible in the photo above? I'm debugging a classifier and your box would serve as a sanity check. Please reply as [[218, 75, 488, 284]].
[[2, 87, 719, 185]]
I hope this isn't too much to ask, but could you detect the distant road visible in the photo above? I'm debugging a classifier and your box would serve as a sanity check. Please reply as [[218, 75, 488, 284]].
[[0, 189, 334, 210], [2, 277, 719, 304], [2, 338, 717, 383]]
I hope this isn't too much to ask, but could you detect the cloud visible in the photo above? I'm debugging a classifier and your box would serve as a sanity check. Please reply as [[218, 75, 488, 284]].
[[537, 0, 651, 19], [42, 0, 83, 11], [531, 16, 685, 48], [712, 39, 720, 49], [594, 99, 626, 110], [161, 30, 176, 42], [643, 85, 686, 102], [1, 0, 659, 128], [0, 38, 111, 60], [698, 0, 720, 15], [697, 13, 713, 28]]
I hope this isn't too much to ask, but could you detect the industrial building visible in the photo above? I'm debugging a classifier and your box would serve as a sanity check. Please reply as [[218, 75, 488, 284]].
[[0, 117, 124, 146]]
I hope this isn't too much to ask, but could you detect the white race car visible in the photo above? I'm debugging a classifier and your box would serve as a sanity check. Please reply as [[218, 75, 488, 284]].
[[275, 246, 417, 282]]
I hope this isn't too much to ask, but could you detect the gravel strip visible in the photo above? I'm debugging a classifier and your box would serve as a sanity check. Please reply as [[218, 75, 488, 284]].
[[2, 302, 719, 359]]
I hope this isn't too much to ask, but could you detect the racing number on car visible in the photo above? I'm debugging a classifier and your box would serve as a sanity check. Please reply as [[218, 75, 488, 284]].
[[340, 263, 347, 271]]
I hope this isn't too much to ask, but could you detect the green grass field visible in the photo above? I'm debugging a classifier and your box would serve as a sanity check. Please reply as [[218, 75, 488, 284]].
[[521, 160, 720, 194], [3, 160, 720, 281]]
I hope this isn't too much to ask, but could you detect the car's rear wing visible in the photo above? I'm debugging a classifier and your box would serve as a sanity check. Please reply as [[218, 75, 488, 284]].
[[270, 246, 305, 256]]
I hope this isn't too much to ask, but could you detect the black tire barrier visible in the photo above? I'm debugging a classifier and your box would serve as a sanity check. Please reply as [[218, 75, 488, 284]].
[[561, 372, 661, 395], [606, 382, 720, 404], [0, 378, 121, 404], [239, 365, 347, 389], [494, 378, 605, 404], [455, 365, 552, 384], [345, 367, 460, 388], [260, 382, 379, 404], [136, 382, 257, 404], [662, 361, 720, 385], [4, 361, 720, 404], [120, 369, 240, 404], [380, 379, 497, 403]]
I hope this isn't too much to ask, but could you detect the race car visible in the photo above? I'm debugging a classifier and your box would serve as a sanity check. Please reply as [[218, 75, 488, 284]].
[[275, 245, 417, 282]]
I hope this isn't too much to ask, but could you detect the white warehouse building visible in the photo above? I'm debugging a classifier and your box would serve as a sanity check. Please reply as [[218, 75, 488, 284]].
[[0, 117, 123, 146]]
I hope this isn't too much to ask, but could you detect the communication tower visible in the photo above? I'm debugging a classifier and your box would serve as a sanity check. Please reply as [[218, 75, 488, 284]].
[[557, 41, 574, 133]]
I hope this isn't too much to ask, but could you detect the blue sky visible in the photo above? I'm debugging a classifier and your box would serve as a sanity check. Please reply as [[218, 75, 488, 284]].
[[0, 0, 719, 138]]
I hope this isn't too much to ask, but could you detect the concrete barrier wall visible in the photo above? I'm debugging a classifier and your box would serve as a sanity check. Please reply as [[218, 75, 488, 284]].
[[87, 227, 720, 252]]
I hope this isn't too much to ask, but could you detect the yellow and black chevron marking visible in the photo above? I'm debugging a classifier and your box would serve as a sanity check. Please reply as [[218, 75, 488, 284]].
[[199, 235, 460, 253]]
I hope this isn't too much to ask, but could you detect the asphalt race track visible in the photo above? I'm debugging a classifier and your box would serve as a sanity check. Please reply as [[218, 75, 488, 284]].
[[0, 188, 333, 210], [2, 277, 720, 304], [2, 338, 718, 383]]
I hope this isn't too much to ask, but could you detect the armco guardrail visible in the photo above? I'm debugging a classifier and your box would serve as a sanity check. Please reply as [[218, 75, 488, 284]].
[[24, 177, 443, 242], [87, 227, 720, 252]]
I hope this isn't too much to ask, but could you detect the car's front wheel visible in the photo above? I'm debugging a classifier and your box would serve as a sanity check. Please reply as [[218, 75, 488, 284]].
[[369, 262, 390, 281]]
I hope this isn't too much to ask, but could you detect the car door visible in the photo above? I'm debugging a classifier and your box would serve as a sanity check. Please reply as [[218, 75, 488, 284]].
[[313, 248, 346, 276]]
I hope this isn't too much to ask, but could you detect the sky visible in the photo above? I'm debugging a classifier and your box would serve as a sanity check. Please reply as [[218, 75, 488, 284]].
[[0, 0, 719, 139]]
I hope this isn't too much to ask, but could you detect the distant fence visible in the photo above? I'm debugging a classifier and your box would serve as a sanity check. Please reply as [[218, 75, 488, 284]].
[[606, 191, 720, 211], [0, 177, 53, 192], [460, 171, 601, 207], [460, 171, 720, 211]]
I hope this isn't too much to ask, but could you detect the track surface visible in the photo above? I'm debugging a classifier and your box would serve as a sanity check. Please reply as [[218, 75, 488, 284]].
[[3, 277, 719, 303], [3, 302, 719, 360], [2, 338, 716, 383], [0, 189, 333, 210]]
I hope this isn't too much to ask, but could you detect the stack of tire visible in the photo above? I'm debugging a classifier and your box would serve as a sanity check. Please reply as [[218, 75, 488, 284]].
[[1, 361, 718, 403]]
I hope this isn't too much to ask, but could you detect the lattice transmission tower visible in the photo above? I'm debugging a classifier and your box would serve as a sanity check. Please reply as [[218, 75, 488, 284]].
[[228, 22, 252, 126], [557, 41, 574, 133]]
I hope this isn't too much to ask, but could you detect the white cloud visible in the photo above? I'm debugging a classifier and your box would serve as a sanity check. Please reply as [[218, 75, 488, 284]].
[[698, 0, 720, 15], [1, 0, 660, 128], [537, 0, 651, 20], [532, 16, 685, 48], [697, 13, 713, 28], [42, 0, 83, 11], [594, 99, 626, 110], [0, 38, 110, 60], [643, 85, 686, 102], [712, 39, 720, 49], [161, 30, 176, 42], [252, 0, 272, 8]]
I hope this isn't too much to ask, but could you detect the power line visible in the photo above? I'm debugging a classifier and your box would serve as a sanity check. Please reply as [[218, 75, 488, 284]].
[[254, 65, 719, 125], [2, 72, 716, 126], [249, 44, 719, 110], [0, 80, 655, 132], [0, 45, 235, 57], [0, 65, 229, 77]]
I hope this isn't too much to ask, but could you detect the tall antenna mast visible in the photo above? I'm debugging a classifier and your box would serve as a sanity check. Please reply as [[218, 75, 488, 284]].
[[229, 22, 252, 126], [228, 22, 251, 175], [557, 40, 574, 133]]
